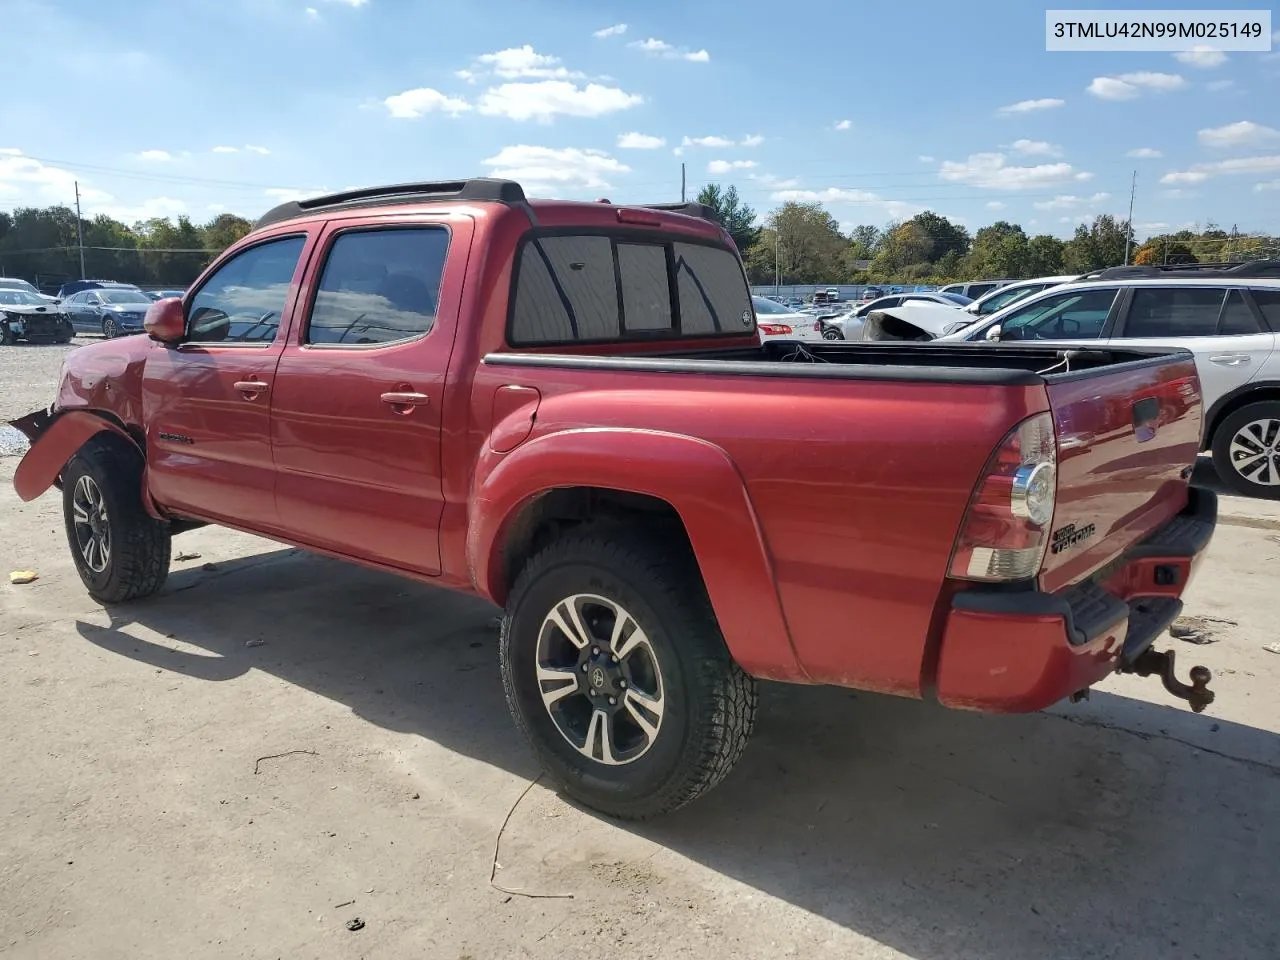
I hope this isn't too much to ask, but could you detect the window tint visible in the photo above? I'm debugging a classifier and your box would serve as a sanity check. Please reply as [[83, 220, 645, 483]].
[[307, 228, 448, 346], [187, 235, 306, 343], [1219, 290, 1262, 335], [979, 284, 1042, 316], [967, 283, 997, 299], [1123, 288, 1224, 338], [995, 289, 1117, 341], [509, 235, 750, 343], [673, 242, 752, 335], [1251, 289, 1280, 330], [617, 243, 672, 332]]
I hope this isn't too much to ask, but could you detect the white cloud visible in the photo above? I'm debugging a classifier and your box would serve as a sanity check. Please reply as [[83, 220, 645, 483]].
[[1198, 120, 1280, 149], [770, 186, 920, 219], [740, 134, 764, 147], [1174, 46, 1227, 68], [1126, 147, 1162, 158], [476, 80, 641, 122], [481, 145, 629, 193], [1009, 139, 1062, 157], [305, 7, 319, 19], [384, 87, 471, 118], [749, 173, 800, 189], [245, 144, 270, 155], [1207, 79, 1236, 92], [707, 159, 757, 174], [986, 201, 1006, 210], [593, 23, 627, 38], [455, 69, 477, 84], [1161, 154, 1280, 183], [1161, 170, 1210, 184], [325, 0, 368, 6], [1135, 221, 1169, 232], [102, 196, 190, 222], [997, 98, 1064, 114], [212, 145, 239, 154], [834, 119, 852, 131], [137, 149, 173, 162], [476, 45, 583, 81], [1087, 71, 1186, 100], [917, 155, 935, 163], [1161, 188, 1198, 199], [682, 135, 734, 148], [1255, 180, 1280, 192], [617, 132, 665, 149], [264, 188, 318, 202], [1033, 192, 1111, 210], [0, 150, 112, 209], [628, 38, 710, 62], [938, 152, 1091, 190]]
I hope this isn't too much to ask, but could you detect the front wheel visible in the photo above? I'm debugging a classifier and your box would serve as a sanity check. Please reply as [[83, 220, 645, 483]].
[[62, 437, 172, 602], [101, 316, 119, 339], [501, 528, 757, 819], [1211, 402, 1280, 499]]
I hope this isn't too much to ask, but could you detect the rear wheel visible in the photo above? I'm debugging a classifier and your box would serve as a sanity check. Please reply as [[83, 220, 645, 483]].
[[500, 527, 757, 819], [62, 437, 171, 603], [822, 326, 843, 341], [1210, 401, 1280, 499]]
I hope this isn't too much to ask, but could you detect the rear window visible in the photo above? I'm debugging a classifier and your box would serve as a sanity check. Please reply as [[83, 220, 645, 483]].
[[509, 234, 750, 344]]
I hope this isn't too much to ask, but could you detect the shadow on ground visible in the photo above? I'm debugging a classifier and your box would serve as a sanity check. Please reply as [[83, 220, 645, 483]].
[[76, 548, 1280, 960]]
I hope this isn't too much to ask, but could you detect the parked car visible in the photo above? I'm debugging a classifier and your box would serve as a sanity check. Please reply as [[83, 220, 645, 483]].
[[0, 290, 74, 344], [858, 286, 885, 302], [941, 260, 1280, 498], [939, 279, 1014, 300], [9, 178, 1219, 820], [146, 288, 187, 301], [753, 295, 823, 342], [54, 279, 145, 301], [0, 277, 56, 303], [962, 275, 1080, 322], [62, 287, 156, 337], [825, 291, 973, 340]]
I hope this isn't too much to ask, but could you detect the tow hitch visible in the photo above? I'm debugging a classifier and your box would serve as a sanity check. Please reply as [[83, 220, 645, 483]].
[[1120, 647, 1215, 713]]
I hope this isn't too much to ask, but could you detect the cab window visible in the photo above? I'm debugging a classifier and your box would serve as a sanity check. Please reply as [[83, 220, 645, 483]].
[[186, 236, 306, 344]]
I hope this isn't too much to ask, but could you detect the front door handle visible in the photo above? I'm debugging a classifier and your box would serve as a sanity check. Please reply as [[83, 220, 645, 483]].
[[233, 379, 270, 399], [381, 390, 431, 410], [1209, 354, 1250, 366]]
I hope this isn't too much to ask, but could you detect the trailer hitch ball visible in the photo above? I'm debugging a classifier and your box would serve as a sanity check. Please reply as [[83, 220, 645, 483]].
[[1122, 648, 1215, 714]]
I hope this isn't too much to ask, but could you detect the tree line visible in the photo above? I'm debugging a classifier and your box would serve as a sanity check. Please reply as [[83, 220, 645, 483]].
[[0, 205, 255, 288], [696, 185, 1279, 285]]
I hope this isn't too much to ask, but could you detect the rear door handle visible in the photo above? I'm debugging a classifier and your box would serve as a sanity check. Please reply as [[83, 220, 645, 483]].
[[1209, 354, 1250, 366], [381, 391, 430, 407]]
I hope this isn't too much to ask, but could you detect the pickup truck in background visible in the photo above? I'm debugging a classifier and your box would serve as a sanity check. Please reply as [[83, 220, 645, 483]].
[[10, 179, 1218, 819]]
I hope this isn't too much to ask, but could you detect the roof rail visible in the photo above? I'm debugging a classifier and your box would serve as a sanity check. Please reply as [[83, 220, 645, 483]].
[[253, 178, 527, 229], [1075, 259, 1280, 281], [637, 201, 722, 224]]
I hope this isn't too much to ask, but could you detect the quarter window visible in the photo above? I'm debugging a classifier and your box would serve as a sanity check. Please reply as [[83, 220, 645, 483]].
[[307, 228, 449, 346], [1251, 290, 1280, 330], [1123, 288, 1224, 338], [1219, 290, 1262, 335], [187, 235, 306, 344]]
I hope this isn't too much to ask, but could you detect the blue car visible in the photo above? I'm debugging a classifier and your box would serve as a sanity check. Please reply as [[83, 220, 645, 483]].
[[62, 287, 155, 338]]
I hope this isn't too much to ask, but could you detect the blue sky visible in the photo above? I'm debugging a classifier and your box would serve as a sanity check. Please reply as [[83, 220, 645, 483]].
[[2, 0, 1278, 241]]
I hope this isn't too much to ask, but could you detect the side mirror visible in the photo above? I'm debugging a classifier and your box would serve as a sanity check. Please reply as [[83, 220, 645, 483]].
[[984, 325, 1002, 342], [144, 297, 185, 343]]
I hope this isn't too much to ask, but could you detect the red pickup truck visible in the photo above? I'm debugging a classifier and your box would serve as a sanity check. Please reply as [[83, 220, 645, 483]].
[[10, 179, 1218, 819]]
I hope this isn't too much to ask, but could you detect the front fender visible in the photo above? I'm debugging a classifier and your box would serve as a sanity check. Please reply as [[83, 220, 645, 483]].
[[468, 427, 807, 682], [12, 410, 138, 503]]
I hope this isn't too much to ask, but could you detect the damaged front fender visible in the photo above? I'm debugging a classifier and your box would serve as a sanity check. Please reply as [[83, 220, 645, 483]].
[[9, 408, 139, 502]]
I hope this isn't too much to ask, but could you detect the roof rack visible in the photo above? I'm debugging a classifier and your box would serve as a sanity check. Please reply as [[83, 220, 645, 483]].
[[253, 178, 527, 229], [1075, 259, 1280, 281]]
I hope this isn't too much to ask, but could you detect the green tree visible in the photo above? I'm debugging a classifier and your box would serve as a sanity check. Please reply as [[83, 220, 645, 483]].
[[743, 202, 846, 285], [870, 221, 933, 277], [1062, 214, 1130, 273], [1026, 234, 1066, 276], [906, 210, 970, 263], [964, 221, 1030, 278], [695, 183, 759, 253]]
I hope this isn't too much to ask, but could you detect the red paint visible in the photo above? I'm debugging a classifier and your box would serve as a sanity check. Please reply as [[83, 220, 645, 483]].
[[11, 191, 1216, 715], [13, 410, 137, 502]]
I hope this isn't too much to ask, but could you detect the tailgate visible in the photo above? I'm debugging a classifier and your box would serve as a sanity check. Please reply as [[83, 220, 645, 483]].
[[1039, 352, 1202, 593]]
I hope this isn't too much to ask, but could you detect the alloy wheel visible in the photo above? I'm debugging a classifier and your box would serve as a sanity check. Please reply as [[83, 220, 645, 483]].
[[1229, 417, 1280, 488], [72, 475, 111, 573], [102, 316, 118, 339], [535, 593, 665, 766]]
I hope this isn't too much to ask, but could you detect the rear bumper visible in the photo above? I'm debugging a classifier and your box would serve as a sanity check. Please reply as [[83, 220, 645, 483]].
[[935, 486, 1217, 713]]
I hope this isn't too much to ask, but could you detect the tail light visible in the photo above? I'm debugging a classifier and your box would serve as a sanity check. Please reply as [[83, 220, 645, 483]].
[[813, 322, 822, 333], [759, 323, 793, 335], [949, 412, 1057, 582]]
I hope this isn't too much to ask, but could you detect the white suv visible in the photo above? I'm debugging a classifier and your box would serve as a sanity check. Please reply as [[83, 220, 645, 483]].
[[943, 261, 1280, 499]]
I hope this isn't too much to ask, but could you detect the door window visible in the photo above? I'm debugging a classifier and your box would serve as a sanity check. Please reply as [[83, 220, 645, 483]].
[[186, 235, 306, 344], [1122, 287, 1224, 338], [1219, 290, 1262, 335], [306, 227, 450, 346], [976, 284, 1043, 316], [994, 289, 1117, 340]]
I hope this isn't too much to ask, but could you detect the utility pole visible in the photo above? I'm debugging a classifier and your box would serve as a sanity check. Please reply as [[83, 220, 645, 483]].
[[1123, 169, 1136, 265], [74, 180, 86, 279], [774, 230, 780, 295], [680, 162, 686, 203]]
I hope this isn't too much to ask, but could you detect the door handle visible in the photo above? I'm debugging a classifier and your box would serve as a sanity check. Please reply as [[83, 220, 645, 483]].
[[381, 391, 430, 407], [233, 379, 270, 398], [1209, 354, 1250, 366]]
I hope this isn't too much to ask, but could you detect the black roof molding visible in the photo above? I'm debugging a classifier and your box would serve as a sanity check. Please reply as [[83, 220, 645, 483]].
[[253, 178, 527, 229], [635, 202, 722, 224], [1077, 259, 1280, 281]]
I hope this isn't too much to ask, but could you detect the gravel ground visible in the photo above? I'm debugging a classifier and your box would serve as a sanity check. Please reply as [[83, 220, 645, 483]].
[[2, 340, 1279, 959]]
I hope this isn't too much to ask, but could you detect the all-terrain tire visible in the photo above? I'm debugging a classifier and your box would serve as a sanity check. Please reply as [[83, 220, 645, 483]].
[[62, 436, 171, 603], [500, 526, 757, 820], [1210, 401, 1280, 500]]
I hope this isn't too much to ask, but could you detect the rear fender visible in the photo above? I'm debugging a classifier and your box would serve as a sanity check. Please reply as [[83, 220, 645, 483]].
[[468, 427, 806, 682], [11, 410, 149, 509]]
